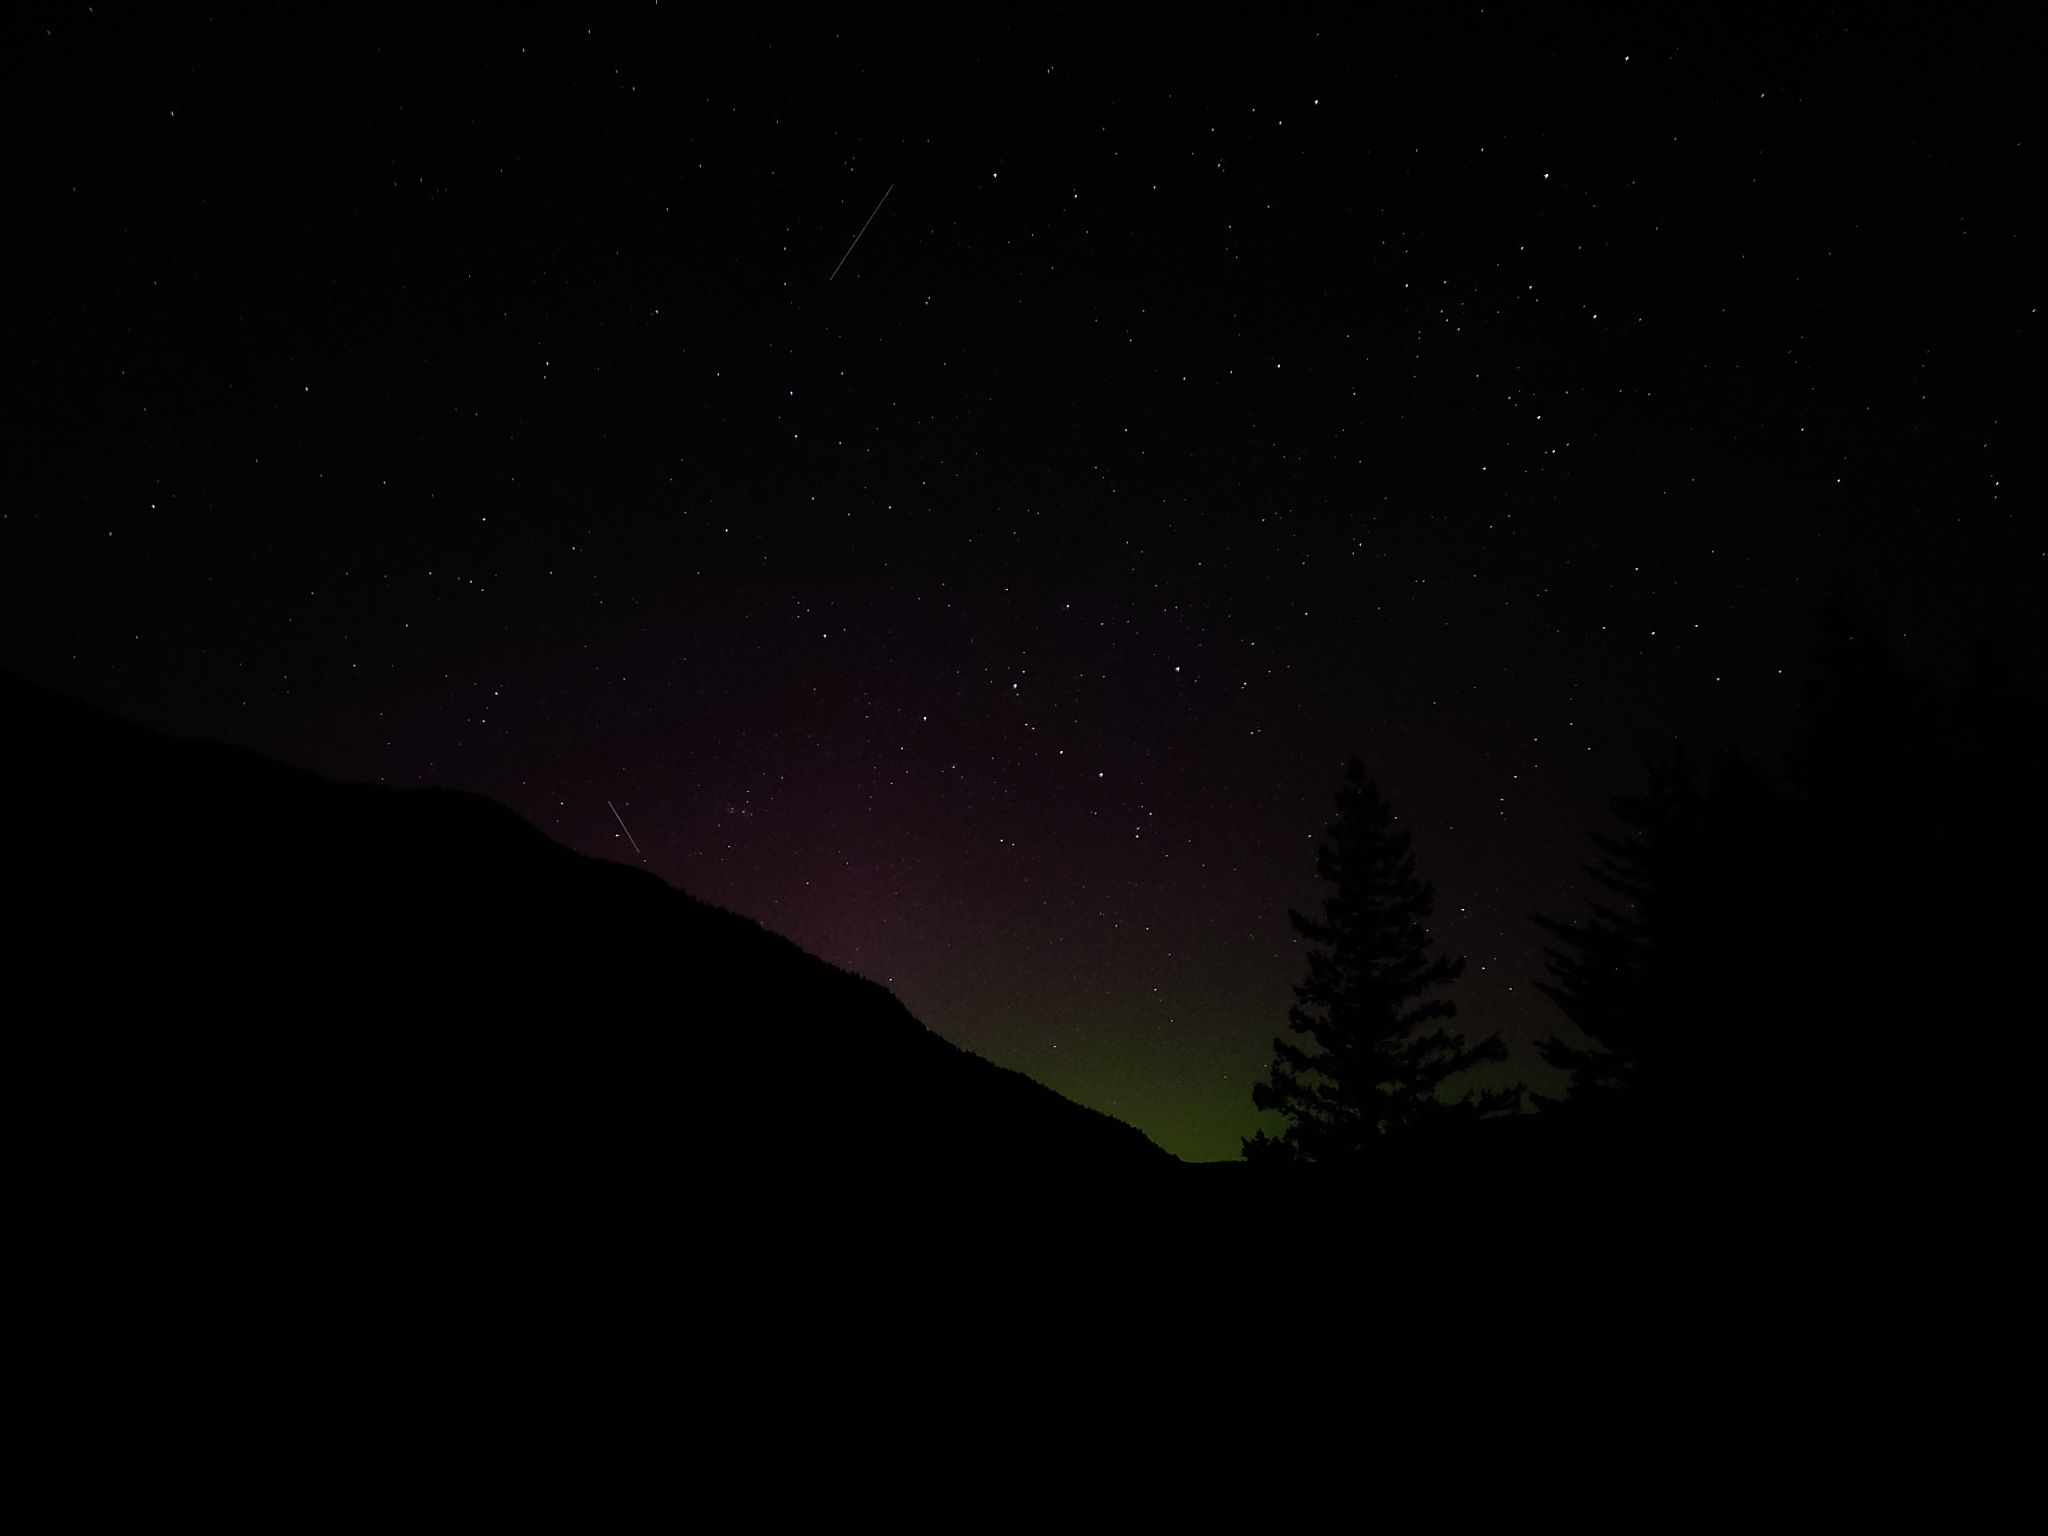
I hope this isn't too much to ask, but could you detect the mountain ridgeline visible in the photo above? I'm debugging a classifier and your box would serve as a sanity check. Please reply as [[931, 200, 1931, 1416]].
[[9, 670, 1304, 1519], [14, 672, 1500, 1528], [8, 656, 2026, 1529], [6, 667, 1182, 1297]]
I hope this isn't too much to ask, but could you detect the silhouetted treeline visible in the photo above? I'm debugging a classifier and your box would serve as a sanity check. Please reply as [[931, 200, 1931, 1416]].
[[1533, 593, 2046, 1150], [1235, 596, 2039, 1528], [1502, 594, 2041, 1527], [9, 593, 2036, 1529]]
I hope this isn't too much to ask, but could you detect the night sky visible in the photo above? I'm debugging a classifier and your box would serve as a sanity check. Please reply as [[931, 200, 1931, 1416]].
[[5, 8, 2039, 1160]]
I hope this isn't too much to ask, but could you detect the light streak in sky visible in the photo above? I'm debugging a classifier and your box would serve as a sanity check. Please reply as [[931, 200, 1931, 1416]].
[[607, 799, 642, 856], [829, 183, 895, 281]]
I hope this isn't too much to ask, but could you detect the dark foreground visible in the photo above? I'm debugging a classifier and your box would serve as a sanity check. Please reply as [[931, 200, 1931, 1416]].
[[6, 672, 2012, 1528]]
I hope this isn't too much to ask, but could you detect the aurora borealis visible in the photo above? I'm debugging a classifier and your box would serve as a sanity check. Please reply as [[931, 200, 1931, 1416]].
[[4, 9, 2038, 1159]]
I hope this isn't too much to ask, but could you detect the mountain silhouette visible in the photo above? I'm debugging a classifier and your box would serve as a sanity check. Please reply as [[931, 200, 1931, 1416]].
[[14, 670, 1331, 1523], [38, 668, 1952, 1529]]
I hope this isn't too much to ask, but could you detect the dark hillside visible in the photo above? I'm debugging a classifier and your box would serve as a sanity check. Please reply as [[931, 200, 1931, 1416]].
[[9, 673, 1489, 1529], [8, 670, 1268, 1521], [9, 670, 2010, 1529]]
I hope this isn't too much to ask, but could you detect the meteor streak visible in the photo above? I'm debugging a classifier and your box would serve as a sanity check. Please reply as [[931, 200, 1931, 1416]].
[[829, 183, 894, 281], [607, 799, 642, 857]]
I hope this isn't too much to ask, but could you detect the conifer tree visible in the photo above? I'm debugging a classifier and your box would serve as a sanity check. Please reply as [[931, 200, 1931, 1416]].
[[1246, 757, 1511, 1165], [1532, 592, 1948, 1134], [1529, 742, 1790, 1128], [1530, 745, 1700, 1116]]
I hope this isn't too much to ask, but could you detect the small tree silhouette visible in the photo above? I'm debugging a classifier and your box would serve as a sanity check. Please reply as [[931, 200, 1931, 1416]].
[[1529, 744, 1701, 1116], [1530, 742, 1792, 1129], [1246, 757, 1512, 1165]]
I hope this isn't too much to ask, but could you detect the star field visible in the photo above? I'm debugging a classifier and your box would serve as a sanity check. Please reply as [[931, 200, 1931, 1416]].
[[3, 8, 2039, 1158]]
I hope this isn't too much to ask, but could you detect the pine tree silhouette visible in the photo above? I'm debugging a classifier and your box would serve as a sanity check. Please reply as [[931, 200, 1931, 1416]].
[[1245, 757, 1511, 1166], [1518, 597, 2045, 1527], [1529, 744, 1698, 1116], [1530, 741, 1793, 1133]]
